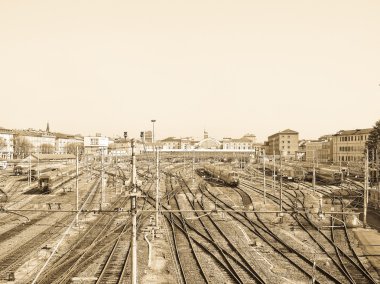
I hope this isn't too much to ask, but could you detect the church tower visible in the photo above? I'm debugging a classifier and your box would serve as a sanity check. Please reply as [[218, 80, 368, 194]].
[[204, 130, 208, 139]]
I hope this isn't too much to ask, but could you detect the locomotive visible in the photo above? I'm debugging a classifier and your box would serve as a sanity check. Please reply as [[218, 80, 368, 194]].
[[203, 164, 239, 186]]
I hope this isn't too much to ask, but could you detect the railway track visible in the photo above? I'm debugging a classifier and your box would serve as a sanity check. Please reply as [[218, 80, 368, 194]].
[[200, 180, 341, 283], [177, 175, 265, 283], [239, 179, 378, 284], [0, 212, 73, 281]]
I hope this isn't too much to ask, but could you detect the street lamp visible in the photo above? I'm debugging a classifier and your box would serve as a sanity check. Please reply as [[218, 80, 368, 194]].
[[151, 120, 156, 145]]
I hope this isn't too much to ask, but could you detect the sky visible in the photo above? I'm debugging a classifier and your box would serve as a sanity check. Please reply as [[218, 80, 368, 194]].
[[0, 0, 379, 142]]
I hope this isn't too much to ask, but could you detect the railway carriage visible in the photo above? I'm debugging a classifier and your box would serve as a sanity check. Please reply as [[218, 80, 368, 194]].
[[305, 168, 343, 185], [203, 164, 239, 186]]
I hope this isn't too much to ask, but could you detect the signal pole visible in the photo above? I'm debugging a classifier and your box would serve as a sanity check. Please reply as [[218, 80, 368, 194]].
[[131, 139, 138, 284]]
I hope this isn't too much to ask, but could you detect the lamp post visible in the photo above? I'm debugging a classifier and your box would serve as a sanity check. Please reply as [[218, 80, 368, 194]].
[[151, 120, 156, 145]]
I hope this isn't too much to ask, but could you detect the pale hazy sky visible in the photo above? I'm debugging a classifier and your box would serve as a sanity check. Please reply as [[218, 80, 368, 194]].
[[1, 1, 379, 142]]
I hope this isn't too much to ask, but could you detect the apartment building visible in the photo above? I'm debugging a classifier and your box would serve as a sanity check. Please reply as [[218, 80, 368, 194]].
[[267, 129, 299, 158], [332, 128, 372, 164]]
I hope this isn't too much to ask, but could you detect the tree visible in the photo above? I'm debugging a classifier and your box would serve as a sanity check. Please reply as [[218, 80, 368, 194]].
[[40, 143, 55, 154], [13, 137, 33, 159], [65, 143, 84, 156], [0, 137, 6, 150], [366, 119, 380, 163]]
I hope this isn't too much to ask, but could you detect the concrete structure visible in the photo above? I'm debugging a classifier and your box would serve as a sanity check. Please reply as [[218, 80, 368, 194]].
[[332, 128, 372, 164], [267, 129, 299, 158], [0, 128, 14, 160]]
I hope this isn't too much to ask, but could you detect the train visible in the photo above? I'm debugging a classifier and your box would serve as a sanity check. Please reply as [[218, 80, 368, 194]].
[[14, 165, 37, 180], [37, 165, 77, 193], [203, 164, 239, 186], [13, 164, 77, 193], [304, 167, 343, 185], [262, 163, 305, 181]]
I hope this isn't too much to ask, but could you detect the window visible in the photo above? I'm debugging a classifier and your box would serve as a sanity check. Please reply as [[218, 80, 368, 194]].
[[288, 146, 290, 149], [287, 141, 290, 143]]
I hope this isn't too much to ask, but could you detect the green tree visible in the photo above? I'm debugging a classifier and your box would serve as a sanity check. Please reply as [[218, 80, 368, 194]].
[[366, 119, 380, 163]]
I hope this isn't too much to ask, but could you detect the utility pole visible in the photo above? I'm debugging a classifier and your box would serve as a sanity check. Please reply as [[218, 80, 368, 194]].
[[364, 148, 369, 228], [183, 151, 186, 172], [76, 146, 79, 226], [131, 139, 138, 284], [151, 119, 156, 144], [280, 153, 283, 212], [37, 151, 40, 180], [273, 146, 276, 192], [155, 147, 160, 228], [312, 150, 316, 193], [101, 147, 105, 207], [192, 151, 195, 183], [28, 154, 31, 187], [263, 150, 266, 204], [377, 149, 380, 208]]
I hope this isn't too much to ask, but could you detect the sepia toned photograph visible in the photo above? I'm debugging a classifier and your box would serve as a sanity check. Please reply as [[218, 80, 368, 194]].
[[0, 1, 380, 283]]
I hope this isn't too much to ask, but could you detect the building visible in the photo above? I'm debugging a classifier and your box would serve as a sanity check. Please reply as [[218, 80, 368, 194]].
[[14, 130, 56, 157], [26, 153, 76, 164], [55, 133, 83, 154], [304, 135, 333, 164], [196, 137, 221, 149], [142, 131, 153, 143], [160, 137, 181, 150], [0, 128, 14, 160], [84, 134, 109, 155], [332, 128, 372, 164], [222, 134, 257, 150], [180, 137, 195, 150], [108, 139, 131, 157], [267, 129, 299, 158]]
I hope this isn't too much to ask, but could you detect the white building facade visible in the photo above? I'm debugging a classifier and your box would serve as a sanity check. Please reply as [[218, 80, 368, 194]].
[[0, 129, 14, 160]]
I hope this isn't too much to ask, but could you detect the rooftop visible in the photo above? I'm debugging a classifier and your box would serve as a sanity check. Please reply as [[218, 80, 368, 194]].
[[334, 128, 373, 136]]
